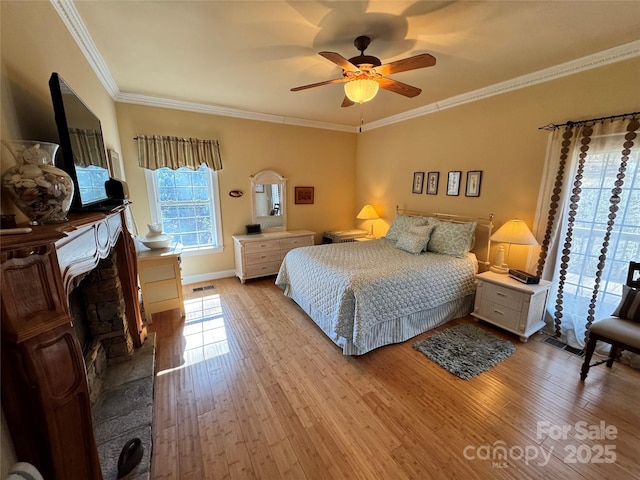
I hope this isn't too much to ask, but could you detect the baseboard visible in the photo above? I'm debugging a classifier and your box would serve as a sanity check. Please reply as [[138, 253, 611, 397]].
[[182, 269, 236, 285]]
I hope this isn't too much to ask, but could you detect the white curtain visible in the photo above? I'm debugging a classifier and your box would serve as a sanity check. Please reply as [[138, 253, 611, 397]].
[[529, 116, 639, 364], [135, 135, 222, 171]]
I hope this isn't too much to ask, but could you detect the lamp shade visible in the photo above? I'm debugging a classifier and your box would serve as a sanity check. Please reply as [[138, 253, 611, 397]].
[[490, 219, 538, 245], [344, 79, 379, 103], [356, 204, 379, 220]]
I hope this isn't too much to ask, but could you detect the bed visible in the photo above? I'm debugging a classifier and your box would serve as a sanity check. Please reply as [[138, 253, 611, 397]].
[[275, 209, 494, 355]]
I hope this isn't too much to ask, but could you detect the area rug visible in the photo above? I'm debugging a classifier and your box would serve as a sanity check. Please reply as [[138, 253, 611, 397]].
[[413, 324, 515, 379]]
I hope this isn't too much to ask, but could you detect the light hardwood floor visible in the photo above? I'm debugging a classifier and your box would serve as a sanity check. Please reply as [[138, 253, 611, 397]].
[[148, 277, 640, 479]]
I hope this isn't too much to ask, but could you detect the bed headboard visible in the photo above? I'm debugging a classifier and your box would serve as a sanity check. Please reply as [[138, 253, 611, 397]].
[[395, 206, 495, 268]]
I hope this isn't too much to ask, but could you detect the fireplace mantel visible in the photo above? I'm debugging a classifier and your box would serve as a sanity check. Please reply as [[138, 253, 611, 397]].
[[1, 207, 145, 480]]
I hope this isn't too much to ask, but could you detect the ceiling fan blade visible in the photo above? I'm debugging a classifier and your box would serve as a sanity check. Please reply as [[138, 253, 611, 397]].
[[341, 96, 355, 108], [375, 53, 436, 76], [377, 77, 422, 98], [290, 77, 346, 92], [319, 51, 359, 72]]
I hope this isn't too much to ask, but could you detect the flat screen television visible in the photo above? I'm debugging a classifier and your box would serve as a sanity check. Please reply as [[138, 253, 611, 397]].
[[49, 72, 112, 210]]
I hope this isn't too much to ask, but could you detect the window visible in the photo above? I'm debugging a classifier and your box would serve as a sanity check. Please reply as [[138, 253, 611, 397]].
[[554, 146, 639, 339], [535, 118, 640, 346], [76, 165, 110, 204], [145, 165, 223, 254]]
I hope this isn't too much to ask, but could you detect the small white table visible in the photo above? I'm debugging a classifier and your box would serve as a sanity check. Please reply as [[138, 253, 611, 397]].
[[137, 243, 184, 321], [472, 271, 551, 342]]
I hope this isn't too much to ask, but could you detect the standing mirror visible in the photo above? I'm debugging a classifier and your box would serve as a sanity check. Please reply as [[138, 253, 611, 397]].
[[250, 170, 287, 232]]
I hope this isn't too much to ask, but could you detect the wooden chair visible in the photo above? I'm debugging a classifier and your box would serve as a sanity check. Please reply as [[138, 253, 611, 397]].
[[580, 262, 640, 381]]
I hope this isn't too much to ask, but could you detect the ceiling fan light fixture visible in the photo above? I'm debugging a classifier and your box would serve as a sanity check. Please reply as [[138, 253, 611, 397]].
[[344, 78, 379, 103]]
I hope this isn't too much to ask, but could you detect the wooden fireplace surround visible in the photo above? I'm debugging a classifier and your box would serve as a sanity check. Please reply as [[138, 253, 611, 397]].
[[1, 207, 145, 480]]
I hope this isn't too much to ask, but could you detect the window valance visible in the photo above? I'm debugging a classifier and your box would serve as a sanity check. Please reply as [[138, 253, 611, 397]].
[[135, 135, 222, 171]]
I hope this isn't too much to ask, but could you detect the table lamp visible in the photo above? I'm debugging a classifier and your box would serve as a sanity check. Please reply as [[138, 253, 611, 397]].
[[356, 204, 380, 238], [489, 219, 538, 274]]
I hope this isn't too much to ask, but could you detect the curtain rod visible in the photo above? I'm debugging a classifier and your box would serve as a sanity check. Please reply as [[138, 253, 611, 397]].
[[132, 135, 219, 142], [538, 111, 639, 131]]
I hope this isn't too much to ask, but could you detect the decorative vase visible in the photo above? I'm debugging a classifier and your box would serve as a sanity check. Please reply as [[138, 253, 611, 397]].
[[140, 223, 172, 249], [1, 140, 74, 225]]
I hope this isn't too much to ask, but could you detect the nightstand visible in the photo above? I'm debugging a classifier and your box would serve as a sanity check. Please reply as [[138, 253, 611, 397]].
[[472, 271, 551, 342], [137, 243, 185, 322], [322, 229, 368, 243]]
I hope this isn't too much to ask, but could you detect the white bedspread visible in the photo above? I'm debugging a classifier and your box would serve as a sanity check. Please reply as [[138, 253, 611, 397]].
[[275, 239, 476, 351]]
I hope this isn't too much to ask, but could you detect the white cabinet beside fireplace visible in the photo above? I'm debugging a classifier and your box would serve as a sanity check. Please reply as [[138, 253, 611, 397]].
[[472, 271, 551, 342], [137, 243, 185, 321], [233, 230, 315, 283]]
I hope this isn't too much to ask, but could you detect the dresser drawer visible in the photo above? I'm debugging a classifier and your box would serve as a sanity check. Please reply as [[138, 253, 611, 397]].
[[476, 300, 522, 331], [481, 281, 524, 311], [246, 250, 281, 266], [245, 261, 281, 278], [244, 240, 280, 254], [280, 236, 313, 251], [141, 262, 177, 283]]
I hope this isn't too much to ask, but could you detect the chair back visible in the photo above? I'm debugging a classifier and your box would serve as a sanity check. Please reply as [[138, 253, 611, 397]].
[[627, 261, 640, 288]]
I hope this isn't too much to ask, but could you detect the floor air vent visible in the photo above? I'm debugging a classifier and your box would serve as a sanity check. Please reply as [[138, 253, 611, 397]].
[[192, 285, 216, 292], [542, 336, 584, 357]]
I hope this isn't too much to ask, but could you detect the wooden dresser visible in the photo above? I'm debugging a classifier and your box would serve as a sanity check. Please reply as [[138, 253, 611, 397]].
[[232, 230, 315, 283]]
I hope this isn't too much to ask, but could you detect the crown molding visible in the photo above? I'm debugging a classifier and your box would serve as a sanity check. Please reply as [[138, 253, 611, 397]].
[[50, 0, 120, 99], [363, 40, 640, 131], [53, 0, 638, 133], [115, 93, 357, 133]]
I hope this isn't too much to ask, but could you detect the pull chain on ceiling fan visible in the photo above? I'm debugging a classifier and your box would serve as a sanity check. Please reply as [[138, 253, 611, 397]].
[[291, 35, 436, 107]]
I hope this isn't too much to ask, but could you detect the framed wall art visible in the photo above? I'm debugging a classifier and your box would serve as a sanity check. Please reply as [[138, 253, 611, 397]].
[[107, 149, 122, 180], [465, 170, 482, 197], [412, 172, 425, 194], [426, 172, 439, 195], [294, 186, 314, 204], [447, 171, 461, 196]]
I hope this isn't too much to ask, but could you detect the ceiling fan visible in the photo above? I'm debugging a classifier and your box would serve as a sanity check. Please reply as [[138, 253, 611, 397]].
[[291, 35, 436, 107]]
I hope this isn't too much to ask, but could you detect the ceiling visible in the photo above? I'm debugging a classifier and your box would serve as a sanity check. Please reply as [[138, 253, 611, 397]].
[[64, 1, 640, 131]]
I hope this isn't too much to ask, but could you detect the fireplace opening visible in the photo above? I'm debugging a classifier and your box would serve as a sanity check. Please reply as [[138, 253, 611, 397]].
[[70, 287, 92, 354], [67, 252, 135, 403]]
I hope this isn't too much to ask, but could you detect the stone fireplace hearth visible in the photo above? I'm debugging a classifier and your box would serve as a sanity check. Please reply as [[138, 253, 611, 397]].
[[92, 332, 155, 480], [68, 252, 155, 479]]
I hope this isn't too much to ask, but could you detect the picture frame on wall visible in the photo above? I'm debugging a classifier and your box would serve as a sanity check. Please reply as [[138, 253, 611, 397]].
[[465, 170, 483, 197], [426, 172, 439, 195], [412, 172, 425, 194], [107, 149, 122, 180], [294, 186, 314, 204], [447, 171, 461, 196]]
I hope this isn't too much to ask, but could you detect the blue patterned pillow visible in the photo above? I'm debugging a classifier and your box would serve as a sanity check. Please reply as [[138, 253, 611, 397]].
[[427, 219, 476, 258], [395, 231, 430, 255], [408, 224, 435, 252], [384, 214, 429, 242]]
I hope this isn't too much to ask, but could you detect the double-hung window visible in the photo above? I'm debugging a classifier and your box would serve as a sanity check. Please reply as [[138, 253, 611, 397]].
[[145, 165, 223, 254]]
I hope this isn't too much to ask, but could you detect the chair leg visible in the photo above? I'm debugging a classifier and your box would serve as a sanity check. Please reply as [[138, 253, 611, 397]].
[[581, 336, 598, 381], [606, 344, 619, 368]]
